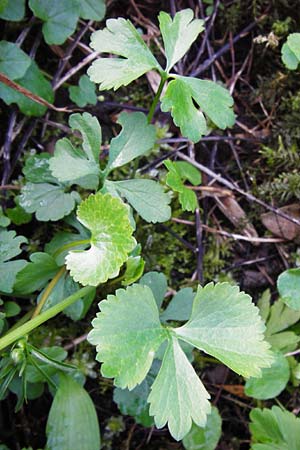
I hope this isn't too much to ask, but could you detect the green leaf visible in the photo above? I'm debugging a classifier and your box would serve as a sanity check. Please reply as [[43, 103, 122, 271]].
[[160, 287, 194, 322], [0, 0, 25, 20], [25, 346, 67, 383], [3, 301, 21, 318], [282, 42, 299, 70], [0, 229, 27, 293], [78, 0, 106, 20], [106, 112, 156, 171], [6, 204, 32, 226], [245, 352, 290, 400], [114, 376, 154, 427], [112, 179, 171, 223], [265, 299, 300, 352], [165, 160, 184, 192], [88, 17, 161, 90], [88, 284, 167, 389], [175, 161, 201, 185], [179, 187, 198, 212], [182, 406, 222, 450], [49, 112, 101, 189], [250, 406, 300, 450], [13, 252, 59, 295], [0, 41, 31, 79], [122, 256, 145, 286], [161, 77, 207, 143], [68, 75, 97, 107], [158, 9, 204, 72], [175, 282, 274, 377], [37, 272, 95, 321], [23, 153, 56, 184], [19, 183, 80, 221], [148, 336, 211, 441], [0, 0, 7, 14], [257, 289, 271, 322], [29, 0, 80, 45], [45, 230, 90, 267], [161, 76, 235, 142], [46, 374, 101, 450], [0, 207, 10, 227], [277, 268, 300, 310], [139, 271, 168, 309], [66, 193, 136, 286], [0, 61, 54, 116]]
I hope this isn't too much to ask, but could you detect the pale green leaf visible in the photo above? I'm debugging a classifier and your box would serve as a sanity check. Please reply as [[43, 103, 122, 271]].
[[175, 282, 274, 377], [257, 289, 271, 322], [88, 284, 167, 389], [0, 61, 54, 116], [277, 268, 300, 310], [250, 406, 300, 450], [182, 406, 222, 450], [49, 112, 101, 189], [0, 207, 10, 227], [107, 112, 156, 171], [88, 17, 161, 90], [46, 374, 101, 450], [245, 352, 290, 400], [160, 287, 194, 322], [0, 0, 25, 21], [66, 193, 136, 286], [282, 42, 299, 70], [78, 0, 105, 20], [13, 252, 59, 294], [148, 336, 211, 441], [139, 271, 168, 309], [0, 229, 27, 293], [19, 183, 80, 221], [68, 75, 97, 107], [45, 230, 90, 266], [161, 78, 207, 142], [0, 41, 31, 79], [159, 9, 204, 72], [29, 0, 80, 45], [165, 160, 184, 192], [113, 179, 171, 223], [285, 33, 300, 61], [161, 76, 235, 142]]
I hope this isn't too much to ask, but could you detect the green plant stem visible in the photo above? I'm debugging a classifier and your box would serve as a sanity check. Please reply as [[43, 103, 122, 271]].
[[32, 266, 66, 318], [0, 286, 94, 352], [147, 75, 167, 123], [52, 239, 90, 259]]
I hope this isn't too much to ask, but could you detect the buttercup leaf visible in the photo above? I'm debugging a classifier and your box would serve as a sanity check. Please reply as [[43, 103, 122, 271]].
[[0, 229, 27, 293], [113, 179, 171, 223], [106, 112, 156, 171], [88, 284, 167, 389], [88, 17, 161, 90], [78, 0, 106, 21], [182, 406, 222, 450], [175, 282, 274, 377], [158, 9, 204, 72], [68, 75, 97, 107], [66, 193, 136, 286], [49, 112, 101, 189], [148, 336, 211, 441]]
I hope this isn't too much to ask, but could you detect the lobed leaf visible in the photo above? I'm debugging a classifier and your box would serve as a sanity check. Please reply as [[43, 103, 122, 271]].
[[277, 268, 300, 310], [0, 229, 27, 293], [88, 17, 161, 90], [49, 112, 101, 189], [68, 75, 97, 107], [0, 41, 31, 79], [182, 406, 222, 450], [0, 0, 25, 21], [66, 193, 136, 286], [88, 284, 167, 389], [106, 112, 156, 171], [148, 336, 211, 441], [158, 9, 204, 72], [113, 179, 171, 223], [78, 0, 106, 21], [175, 282, 274, 377], [28, 0, 80, 45]]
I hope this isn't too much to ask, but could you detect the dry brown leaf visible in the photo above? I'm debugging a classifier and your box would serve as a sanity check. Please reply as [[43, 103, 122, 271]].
[[215, 384, 247, 398], [214, 194, 259, 242], [261, 203, 300, 240]]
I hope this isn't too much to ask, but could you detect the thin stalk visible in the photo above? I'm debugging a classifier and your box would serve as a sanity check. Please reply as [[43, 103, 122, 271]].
[[32, 266, 66, 318], [52, 239, 90, 259], [147, 75, 167, 123], [0, 286, 94, 351]]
